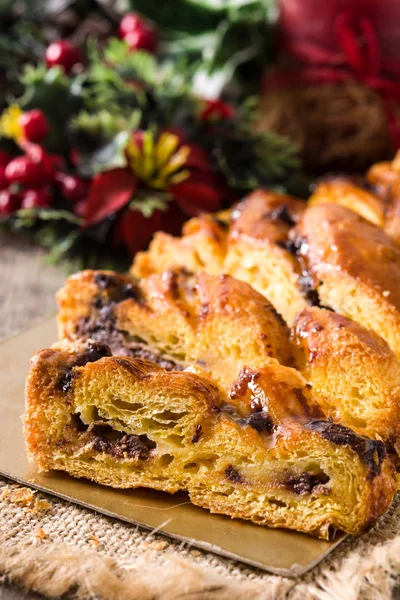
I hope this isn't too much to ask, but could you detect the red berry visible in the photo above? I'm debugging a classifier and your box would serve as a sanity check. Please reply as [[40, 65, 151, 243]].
[[0, 151, 12, 167], [125, 25, 158, 53], [45, 41, 83, 74], [19, 110, 49, 143], [0, 190, 21, 215], [57, 173, 88, 201], [0, 167, 8, 190], [118, 13, 142, 38], [21, 187, 52, 210], [5, 156, 50, 185]]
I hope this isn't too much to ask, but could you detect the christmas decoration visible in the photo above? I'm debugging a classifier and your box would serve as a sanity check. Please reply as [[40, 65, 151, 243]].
[[259, 0, 400, 172], [119, 13, 158, 54], [0, 31, 300, 270], [45, 40, 84, 73]]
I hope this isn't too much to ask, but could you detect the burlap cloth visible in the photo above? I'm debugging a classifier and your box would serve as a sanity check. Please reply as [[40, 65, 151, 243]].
[[1, 233, 400, 599]]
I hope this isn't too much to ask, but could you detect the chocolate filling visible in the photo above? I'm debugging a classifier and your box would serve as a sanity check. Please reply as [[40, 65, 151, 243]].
[[92, 426, 156, 461], [76, 311, 185, 371], [191, 424, 203, 443], [94, 273, 142, 305], [57, 342, 112, 392], [244, 411, 275, 433], [225, 465, 244, 483], [307, 420, 386, 478], [285, 472, 330, 495], [267, 204, 296, 226], [212, 217, 230, 231], [297, 272, 321, 306]]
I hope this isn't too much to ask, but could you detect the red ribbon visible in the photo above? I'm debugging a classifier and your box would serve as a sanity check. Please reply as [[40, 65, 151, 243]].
[[264, 10, 400, 149]]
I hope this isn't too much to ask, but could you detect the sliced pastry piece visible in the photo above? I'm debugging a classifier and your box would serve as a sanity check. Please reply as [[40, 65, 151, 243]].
[[292, 203, 400, 358], [366, 153, 400, 199], [24, 340, 397, 538], [132, 191, 308, 325], [309, 177, 385, 227], [292, 306, 400, 448], [222, 190, 307, 325], [133, 212, 229, 278], [57, 269, 294, 391]]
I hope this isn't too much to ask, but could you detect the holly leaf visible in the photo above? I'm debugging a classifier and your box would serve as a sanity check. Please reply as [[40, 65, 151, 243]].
[[84, 168, 137, 227]]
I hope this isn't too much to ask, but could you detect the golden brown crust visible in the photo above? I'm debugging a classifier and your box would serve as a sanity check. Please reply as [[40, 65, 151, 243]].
[[292, 306, 400, 444], [57, 269, 294, 391], [24, 341, 397, 538], [292, 203, 400, 357], [309, 178, 385, 227], [133, 191, 308, 325]]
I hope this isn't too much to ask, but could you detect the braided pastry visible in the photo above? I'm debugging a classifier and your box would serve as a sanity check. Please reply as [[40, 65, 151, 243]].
[[25, 153, 400, 539], [24, 339, 396, 538]]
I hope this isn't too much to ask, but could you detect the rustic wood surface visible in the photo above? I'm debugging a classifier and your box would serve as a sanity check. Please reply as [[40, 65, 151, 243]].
[[0, 234, 67, 340]]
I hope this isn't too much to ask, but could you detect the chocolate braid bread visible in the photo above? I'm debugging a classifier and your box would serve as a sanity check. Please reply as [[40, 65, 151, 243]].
[[24, 338, 396, 538], [56, 269, 294, 391], [133, 191, 308, 325], [131, 187, 400, 449]]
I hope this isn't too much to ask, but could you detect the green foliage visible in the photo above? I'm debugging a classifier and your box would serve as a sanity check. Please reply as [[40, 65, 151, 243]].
[[13, 207, 83, 228], [211, 124, 300, 192], [132, 0, 277, 96], [19, 65, 85, 155]]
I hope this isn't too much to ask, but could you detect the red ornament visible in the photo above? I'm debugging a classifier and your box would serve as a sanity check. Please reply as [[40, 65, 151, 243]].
[[19, 110, 49, 143], [0, 167, 8, 190], [56, 173, 88, 201], [5, 156, 50, 185], [124, 26, 158, 53], [118, 13, 142, 38], [21, 187, 52, 209], [0, 190, 21, 215], [45, 41, 83, 74], [200, 99, 236, 122]]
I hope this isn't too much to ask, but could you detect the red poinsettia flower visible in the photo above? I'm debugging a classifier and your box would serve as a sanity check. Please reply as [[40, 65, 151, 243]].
[[83, 129, 232, 255], [200, 99, 236, 122]]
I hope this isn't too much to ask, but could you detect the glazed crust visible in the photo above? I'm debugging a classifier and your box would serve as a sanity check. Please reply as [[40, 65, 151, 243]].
[[24, 340, 396, 538], [309, 177, 385, 227], [57, 269, 294, 391], [292, 203, 400, 358], [132, 191, 308, 325], [292, 307, 400, 445]]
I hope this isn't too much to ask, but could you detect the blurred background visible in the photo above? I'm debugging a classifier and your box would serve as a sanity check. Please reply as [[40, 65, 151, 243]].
[[0, 0, 399, 268]]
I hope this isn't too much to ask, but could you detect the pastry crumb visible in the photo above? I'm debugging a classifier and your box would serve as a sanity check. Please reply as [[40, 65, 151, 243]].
[[35, 528, 46, 540], [149, 540, 168, 551], [88, 535, 100, 547], [2, 485, 51, 512], [9, 487, 35, 506], [190, 550, 201, 557], [33, 498, 51, 512]]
